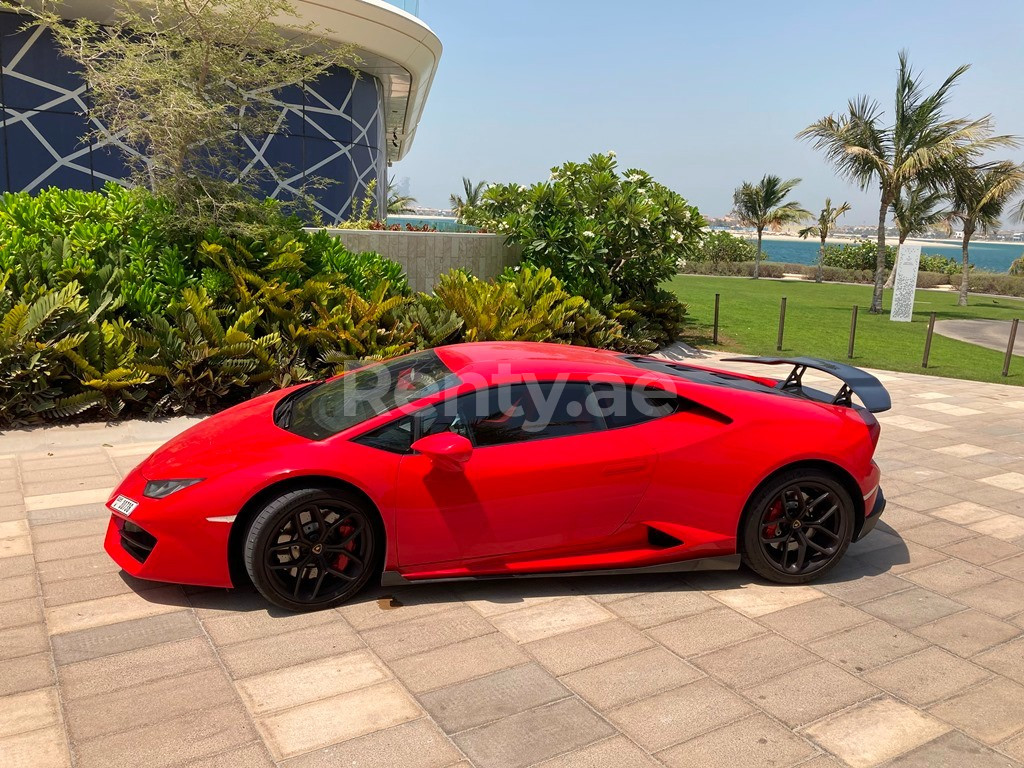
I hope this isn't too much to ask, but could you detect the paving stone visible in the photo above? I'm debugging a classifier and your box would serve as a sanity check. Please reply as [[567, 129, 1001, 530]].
[[862, 647, 991, 706], [337, 586, 459, 630], [42, 571, 164, 608], [979, 472, 1024, 490], [604, 588, 718, 629], [30, 517, 109, 543], [803, 697, 949, 768], [453, 698, 614, 768], [939, 535, 1022, 565], [816, 571, 911, 605], [913, 609, 1019, 657], [0, 652, 54, 696], [29, 503, 110, 524], [885, 731, 1019, 768], [23, 474, 119, 498], [646, 607, 766, 658], [955, 577, 1024, 617], [973, 637, 1024, 685], [24, 487, 111, 512], [970, 514, 1024, 542], [692, 633, 818, 690], [35, 552, 120, 584], [758, 596, 871, 643], [419, 663, 568, 733], [0, 535, 31, 559], [387, 631, 527, 694], [533, 736, 662, 768], [607, 677, 753, 752], [0, 724, 70, 768], [180, 742, 276, 768], [901, 522, 977, 548], [488, 597, 614, 644], [457, 579, 576, 616], [1001, 730, 1024, 764], [859, 588, 967, 629], [0, 554, 36, 580], [0, 623, 48, 661], [743, 661, 877, 728], [520, 618, 650, 677], [989, 553, 1024, 579], [50, 610, 202, 665], [932, 501, 1002, 525], [901, 558, 999, 595], [928, 677, 1024, 744], [279, 718, 461, 768], [60, 636, 218, 700], [0, 687, 60, 738], [362, 605, 495, 662], [0, 597, 43, 630], [45, 586, 188, 635], [809, 619, 929, 672], [64, 667, 238, 742], [657, 713, 816, 768], [562, 646, 704, 711], [858, 541, 949, 574], [255, 680, 422, 760], [201, 605, 340, 646], [217, 619, 364, 679], [32, 534, 106, 563], [705, 581, 824, 617], [237, 650, 390, 717], [75, 703, 256, 768]]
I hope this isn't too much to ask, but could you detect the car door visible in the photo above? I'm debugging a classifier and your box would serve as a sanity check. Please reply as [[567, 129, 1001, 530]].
[[393, 380, 657, 567]]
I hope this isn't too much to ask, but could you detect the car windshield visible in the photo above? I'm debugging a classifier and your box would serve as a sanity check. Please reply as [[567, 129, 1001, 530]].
[[281, 350, 459, 440]]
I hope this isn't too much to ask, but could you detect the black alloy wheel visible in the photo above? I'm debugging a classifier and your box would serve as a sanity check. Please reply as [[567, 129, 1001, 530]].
[[245, 487, 378, 611], [741, 470, 854, 584]]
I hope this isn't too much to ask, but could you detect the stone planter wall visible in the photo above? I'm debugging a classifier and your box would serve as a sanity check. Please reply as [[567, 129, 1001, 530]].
[[323, 229, 522, 292]]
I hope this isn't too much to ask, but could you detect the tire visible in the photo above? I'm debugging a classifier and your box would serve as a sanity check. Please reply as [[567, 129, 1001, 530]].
[[244, 486, 380, 611], [740, 469, 855, 584]]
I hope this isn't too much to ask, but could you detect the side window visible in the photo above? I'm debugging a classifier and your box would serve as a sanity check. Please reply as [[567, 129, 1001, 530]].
[[355, 416, 415, 454], [462, 382, 603, 447], [590, 382, 679, 429]]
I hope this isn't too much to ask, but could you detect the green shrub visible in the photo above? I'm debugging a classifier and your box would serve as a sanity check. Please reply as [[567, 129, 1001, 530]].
[[821, 240, 897, 271], [690, 231, 757, 265], [1009, 255, 1024, 276], [952, 271, 1024, 298]]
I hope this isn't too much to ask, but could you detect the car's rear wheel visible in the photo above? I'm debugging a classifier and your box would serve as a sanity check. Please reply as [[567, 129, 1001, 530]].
[[741, 470, 854, 584], [244, 487, 378, 611]]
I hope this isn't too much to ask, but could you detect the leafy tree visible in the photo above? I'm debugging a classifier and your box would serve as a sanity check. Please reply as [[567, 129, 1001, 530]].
[[732, 175, 810, 278], [10, 0, 356, 228], [799, 198, 851, 282], [387, 179, 417, 215], [693, 231, 758, 264], [450, 177, 487, 220], [883, 184, 950, 288], [799, 51, 1016, 312], [946, 161, 1024, 305], [469, 152, 705, 304]]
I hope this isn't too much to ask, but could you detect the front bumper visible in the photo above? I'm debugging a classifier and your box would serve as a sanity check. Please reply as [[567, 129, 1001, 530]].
[[854, 486, 886, 542]]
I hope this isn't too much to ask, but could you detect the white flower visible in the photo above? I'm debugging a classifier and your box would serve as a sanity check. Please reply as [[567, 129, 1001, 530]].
[[583, 230, 595, 238], [607, 150, 617, 158]]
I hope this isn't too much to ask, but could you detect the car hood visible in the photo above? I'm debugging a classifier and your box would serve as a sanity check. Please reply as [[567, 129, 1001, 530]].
[[136, 389, 310, 479]]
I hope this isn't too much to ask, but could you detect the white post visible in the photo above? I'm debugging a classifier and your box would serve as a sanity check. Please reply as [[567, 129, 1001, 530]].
[[889, 244, 922, 322]]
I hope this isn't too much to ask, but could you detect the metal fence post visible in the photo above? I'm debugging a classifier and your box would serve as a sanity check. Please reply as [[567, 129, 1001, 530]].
[[848, 305, 858, 359], [1003, 318, 1019, 377], [776, 297, 787, 352], [922, 312, 936, 368], [713, 293, 720, 345]]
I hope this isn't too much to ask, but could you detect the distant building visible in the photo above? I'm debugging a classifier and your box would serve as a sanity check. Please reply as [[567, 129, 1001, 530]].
[[0, 0, 441, 223]]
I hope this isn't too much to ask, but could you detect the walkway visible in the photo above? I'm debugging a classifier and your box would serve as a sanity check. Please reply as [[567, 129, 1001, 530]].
[[936, 318, 1023, 358], [3, 359, 1024, 767]]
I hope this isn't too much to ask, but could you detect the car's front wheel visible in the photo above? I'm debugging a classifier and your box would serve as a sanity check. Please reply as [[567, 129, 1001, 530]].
[[244, 486, 379, 611], [741, 470, 855, 584]]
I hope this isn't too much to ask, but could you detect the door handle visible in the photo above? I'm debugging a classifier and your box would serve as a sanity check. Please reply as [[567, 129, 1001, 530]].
[[602, 461, 648, 477]]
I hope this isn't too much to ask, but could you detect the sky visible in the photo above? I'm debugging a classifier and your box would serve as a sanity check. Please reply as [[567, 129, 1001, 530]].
[[392, 0, 1024, 225]]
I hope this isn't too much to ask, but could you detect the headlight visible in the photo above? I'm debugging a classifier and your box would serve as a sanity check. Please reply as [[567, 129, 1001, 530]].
[[143, 479, 204, 499]]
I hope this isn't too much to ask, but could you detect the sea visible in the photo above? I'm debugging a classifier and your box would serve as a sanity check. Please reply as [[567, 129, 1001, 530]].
[[748, 236, 1023, 273], [388, 217, 1024, 273]]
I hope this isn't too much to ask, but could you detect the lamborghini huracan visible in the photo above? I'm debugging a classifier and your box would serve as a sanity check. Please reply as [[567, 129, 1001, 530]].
[[104, 342, 889, 611]]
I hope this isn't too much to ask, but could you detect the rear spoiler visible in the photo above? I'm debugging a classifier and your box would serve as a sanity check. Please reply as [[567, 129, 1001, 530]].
[[721, 356, 892, 413]]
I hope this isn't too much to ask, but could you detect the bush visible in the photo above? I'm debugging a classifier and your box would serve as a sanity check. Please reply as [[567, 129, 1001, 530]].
[[821, 240, 897, 271], [952, 271, 1024, 298], [1009, 255, 1024, 276], [677, 261, 784, 278], [690, 231, 757, 265], [467, 152, 705, 306]]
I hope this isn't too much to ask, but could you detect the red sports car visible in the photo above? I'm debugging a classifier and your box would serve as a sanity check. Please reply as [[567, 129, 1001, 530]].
[[104, 342, 889, 611]]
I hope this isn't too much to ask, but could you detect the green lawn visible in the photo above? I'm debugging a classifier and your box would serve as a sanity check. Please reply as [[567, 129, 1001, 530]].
[[665, 275, 1024, 385]]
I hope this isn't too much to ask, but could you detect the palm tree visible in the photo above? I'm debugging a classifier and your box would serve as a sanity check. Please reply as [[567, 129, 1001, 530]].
[[386, 179, 416, 215], [798, 198, 851, 283], [946, 161, 1024, 306], [798, 51, 1016, 312], [450, 177, 487, 220], [732, 175, 810, 278], [883, 184, 949, 288]]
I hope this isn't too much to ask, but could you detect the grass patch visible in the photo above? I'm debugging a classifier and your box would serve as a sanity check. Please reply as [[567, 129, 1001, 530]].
[[666, 275, 1024, 385]]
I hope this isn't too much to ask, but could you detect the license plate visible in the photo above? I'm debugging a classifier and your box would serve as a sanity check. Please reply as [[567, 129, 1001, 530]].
[[110, 495, 139, 516]]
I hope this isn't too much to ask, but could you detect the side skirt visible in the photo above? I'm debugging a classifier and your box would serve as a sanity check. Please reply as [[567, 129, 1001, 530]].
[[380, 554, 742, 588]]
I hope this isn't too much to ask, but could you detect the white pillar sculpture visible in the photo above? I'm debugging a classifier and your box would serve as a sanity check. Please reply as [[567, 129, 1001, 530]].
[[889, 244, 922, 322]]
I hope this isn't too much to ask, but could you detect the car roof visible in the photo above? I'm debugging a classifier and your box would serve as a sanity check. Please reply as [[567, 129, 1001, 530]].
[[434, 341, 640, 379]]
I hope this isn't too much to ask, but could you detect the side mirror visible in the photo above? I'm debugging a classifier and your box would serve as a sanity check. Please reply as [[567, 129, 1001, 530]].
[[411, 432, 473, 471]]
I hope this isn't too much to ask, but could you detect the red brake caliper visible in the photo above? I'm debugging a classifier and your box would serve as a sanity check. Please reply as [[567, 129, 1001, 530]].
[[764, 500, 784, 539], [333, 524, 354, 571]]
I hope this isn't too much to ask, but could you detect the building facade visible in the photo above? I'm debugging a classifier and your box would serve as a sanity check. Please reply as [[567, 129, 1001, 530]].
[[0, 0, 440, 223]]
